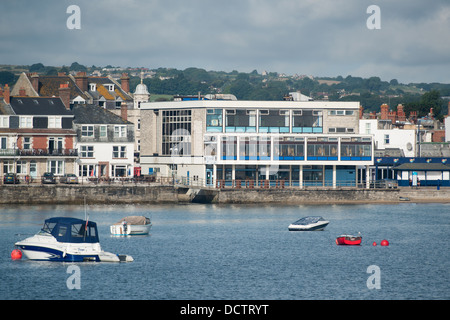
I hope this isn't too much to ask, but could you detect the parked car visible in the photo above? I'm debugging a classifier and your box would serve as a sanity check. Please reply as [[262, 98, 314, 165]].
[[41, 172, 56, 184], [370, 179, 398, 189], [60, 173, 78, 184], [3, 173, 19, 184]]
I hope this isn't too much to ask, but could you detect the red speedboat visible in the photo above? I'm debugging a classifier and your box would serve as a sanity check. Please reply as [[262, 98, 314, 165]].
[[336, 233, 362, 245]]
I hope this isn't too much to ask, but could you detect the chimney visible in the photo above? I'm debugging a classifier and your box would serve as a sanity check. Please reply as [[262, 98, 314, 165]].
[[75, 72, 88, 92], [58, 83, 71, 110], [19, 87, 27, 96], [3, 84, 10, 104], [397, 104, 405, 122], [58, 72, 66, 77], [30, 73, 39, 93], [359, 106, 364, 119], [120, 101, 128, 121], [120, 73, 130, 93], [380, 103, 389, 120]]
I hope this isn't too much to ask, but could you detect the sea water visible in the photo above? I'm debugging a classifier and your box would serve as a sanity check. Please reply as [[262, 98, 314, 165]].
[[0, 203, 449, 300]]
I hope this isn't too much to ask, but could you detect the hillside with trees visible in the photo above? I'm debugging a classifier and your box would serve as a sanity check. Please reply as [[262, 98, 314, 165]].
[[1, 63, 449, 120]]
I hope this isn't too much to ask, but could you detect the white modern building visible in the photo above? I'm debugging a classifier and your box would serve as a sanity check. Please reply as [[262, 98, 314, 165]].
[[360, 119, 416, 157], [140, 100, 374, 188]]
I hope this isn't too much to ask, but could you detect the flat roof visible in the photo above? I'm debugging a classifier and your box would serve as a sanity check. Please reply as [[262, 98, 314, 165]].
[[140, 100, 360, 110]]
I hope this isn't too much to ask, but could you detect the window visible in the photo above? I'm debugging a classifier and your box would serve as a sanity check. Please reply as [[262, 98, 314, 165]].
[[105, 84, 114, 91], [81, 125, 94, 137], [206, 109, 223, 132], [23, 137, 31, 150], [47, 160, 64, 175], [79, 164, 95, 177], [293, 110, 322, 133], [48, 116, 62, 128], [0, 116, 9, 128], [100, 125, 107, 138], [259, 109, 289, 133], [80, 146, 94, 158], [365, 123, 371, 134], [20, 116, 32, 128], [3, 161, 14, 173], [162, 110, 191, 156], [1, 137, 7, 150], [225, 109, 256, 133], [114, 125, 127, 138], [384, 134, 390, 144], [16, 161, 27, 174], [221, 136, 237, 160], [112, 146, 126, 158]]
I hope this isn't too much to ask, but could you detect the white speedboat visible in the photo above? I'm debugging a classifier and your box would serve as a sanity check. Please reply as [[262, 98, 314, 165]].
[[110, 216, 152, 236], [15, 217, 133, 262], [288, 216, 329, 231]]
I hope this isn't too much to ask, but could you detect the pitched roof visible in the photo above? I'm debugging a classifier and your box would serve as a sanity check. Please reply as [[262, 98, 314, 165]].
[[88, 77, 133, 101], [72, 104, 131, 125], [394, 163, 450, 171], [9, 97, 73, 116], [25, 74, 89, 101]]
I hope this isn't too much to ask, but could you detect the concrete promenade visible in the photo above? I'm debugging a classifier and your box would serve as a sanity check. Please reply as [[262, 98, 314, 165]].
[[0, 184, 449, 205]]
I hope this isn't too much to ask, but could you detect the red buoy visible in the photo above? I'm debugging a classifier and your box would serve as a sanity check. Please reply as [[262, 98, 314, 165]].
[[380, 239, 389, 246], [11, 249, 22, 260], [372, 241, 377, 246]]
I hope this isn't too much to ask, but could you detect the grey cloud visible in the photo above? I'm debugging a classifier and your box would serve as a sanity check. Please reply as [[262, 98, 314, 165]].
[[0, 0, 449, 83]]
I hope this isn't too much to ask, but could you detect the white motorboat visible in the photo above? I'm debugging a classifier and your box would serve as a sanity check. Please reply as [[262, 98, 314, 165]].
[[15, 217, 133, 262], [110, 216, 152, 236], [288, 216, 329, 231]]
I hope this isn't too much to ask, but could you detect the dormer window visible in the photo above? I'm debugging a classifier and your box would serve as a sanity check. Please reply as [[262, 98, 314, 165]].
[[105, 84, 114, 91], [89, 83, 96, 91]]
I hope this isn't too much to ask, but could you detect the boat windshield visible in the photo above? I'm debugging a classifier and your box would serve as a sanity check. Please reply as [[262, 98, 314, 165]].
[[36, 217, 99, 243], [37, 221, 57, 235], [293, 216, 325, 225]]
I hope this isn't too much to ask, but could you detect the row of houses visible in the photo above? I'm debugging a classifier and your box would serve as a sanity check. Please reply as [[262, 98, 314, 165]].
[[0, 72, 145, 181], [1, 72, 450, 187]]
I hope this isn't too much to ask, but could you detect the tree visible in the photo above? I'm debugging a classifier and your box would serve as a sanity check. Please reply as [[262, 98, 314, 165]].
[[0, 71, 15, 85], [70, 62, 87, 72], [29, 63, 45, 73]]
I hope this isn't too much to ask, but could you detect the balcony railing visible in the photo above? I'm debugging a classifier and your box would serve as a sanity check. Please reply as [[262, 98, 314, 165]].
[[18, 149, 78, 157]]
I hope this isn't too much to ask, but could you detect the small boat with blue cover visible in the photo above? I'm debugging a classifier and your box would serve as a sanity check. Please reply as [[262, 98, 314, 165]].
[[288, 216, 329, 231], [15, 217, 133, 262]]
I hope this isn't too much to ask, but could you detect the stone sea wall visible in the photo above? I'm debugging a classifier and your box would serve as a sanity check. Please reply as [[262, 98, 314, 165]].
[[1, 184, 448, 205]]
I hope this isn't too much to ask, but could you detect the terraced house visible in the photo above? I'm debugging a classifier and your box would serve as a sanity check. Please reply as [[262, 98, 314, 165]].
[[139, 100, 374, 188], [0, 84, 77, 180]]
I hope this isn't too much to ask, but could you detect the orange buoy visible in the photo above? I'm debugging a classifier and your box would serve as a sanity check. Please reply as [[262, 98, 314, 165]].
[[380, 239, 389, 246], [11, 249, 22, 260]]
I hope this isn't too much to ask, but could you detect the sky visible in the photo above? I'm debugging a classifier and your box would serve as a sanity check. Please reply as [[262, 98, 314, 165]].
[[1, 0, 449, 84]]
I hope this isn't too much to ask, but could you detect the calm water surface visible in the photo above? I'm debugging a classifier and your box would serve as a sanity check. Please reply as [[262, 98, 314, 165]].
[[0, 203, 449, 300]]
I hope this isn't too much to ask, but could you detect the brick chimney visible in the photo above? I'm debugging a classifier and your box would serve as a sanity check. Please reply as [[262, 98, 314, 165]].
[[397, 104, 405, 122], [30, 73, 39, 93], [359, 105, 364, 119], [120, 101, 128, 121], [120, 73, 130, 93], [58, 83, 71, 110], [19, 87, 27, 96], [380, 103, 389, 120], [75, 72, 88, 92], [3, 84, 10, 104]]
